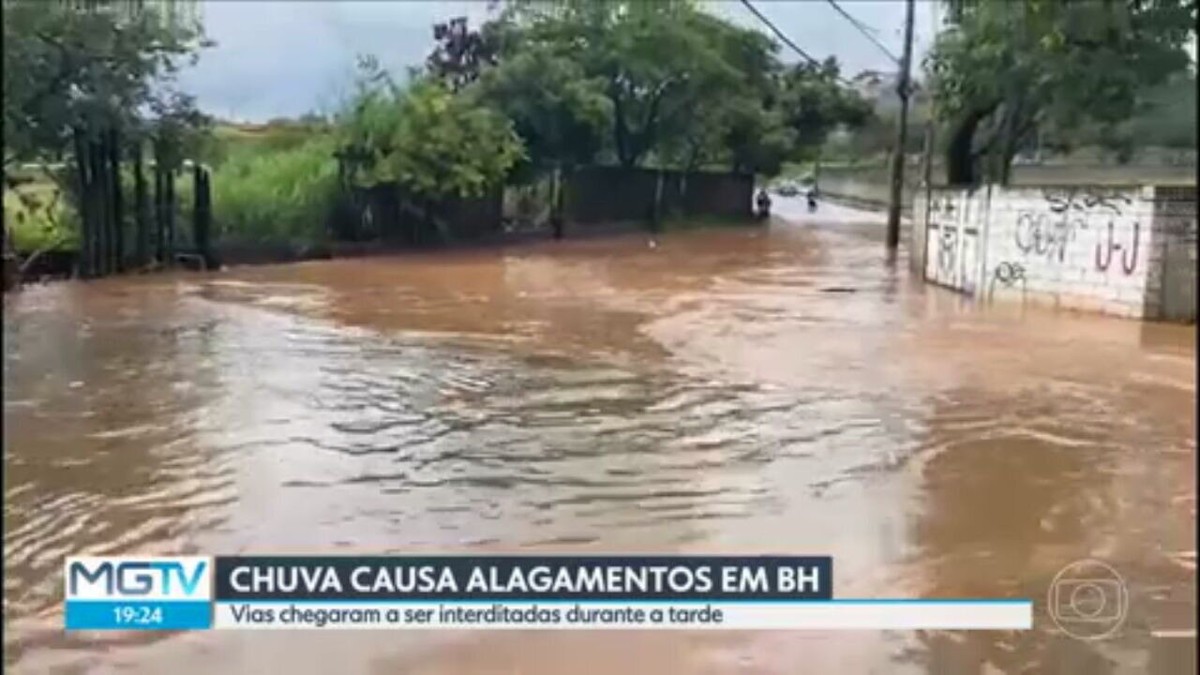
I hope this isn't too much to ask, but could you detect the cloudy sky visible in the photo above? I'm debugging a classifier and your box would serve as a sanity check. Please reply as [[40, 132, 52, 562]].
[[177, 1, 940, 122]]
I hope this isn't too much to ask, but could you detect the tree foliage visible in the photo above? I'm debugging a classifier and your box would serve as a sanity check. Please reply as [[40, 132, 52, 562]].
[[779, 59, 873, 157], [425, 16, 505, 93], [2, 0, 210, 175], [466, 2, 869, 177], [469, 43, 612, 175], [508, 0, 733, 168], [338, 77, 523, 203], [3, 0, 210, 268], [1038, 69, 1198, 162], [927, 0, 1196, 184]]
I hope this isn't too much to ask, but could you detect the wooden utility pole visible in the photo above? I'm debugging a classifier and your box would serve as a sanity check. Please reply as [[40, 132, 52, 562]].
[[885, 0, 915, 250]]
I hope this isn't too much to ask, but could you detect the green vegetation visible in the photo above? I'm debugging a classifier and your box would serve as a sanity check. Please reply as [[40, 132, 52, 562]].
[[926, 0, 1196, 184], [457, 1, 870, 177], [204, 119, 332, 168], [337, 76, 523, 201], [0, 0, 881, 259], [3, 0, 209, 263], [3, 0, 1194, 262], [3, 0, 208, 173], [208, 135, 339, 244], [4, 177, 78, 252]]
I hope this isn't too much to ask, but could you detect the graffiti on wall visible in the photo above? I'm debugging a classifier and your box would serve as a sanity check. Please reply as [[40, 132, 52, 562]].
[[1094, 220, 1140, 275], [988, 261, 1027, 300], [1010, 187, 1142, 275], [1041, 187, 1132, 215], [925, 192, 979, 294], [919, 185, 1192, 320], [1013, 210, 1084, 263], [938, 224, 958, 280]]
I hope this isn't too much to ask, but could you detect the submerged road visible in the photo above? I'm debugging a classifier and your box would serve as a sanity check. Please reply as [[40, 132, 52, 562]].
[[3, 204, 1195, 674]]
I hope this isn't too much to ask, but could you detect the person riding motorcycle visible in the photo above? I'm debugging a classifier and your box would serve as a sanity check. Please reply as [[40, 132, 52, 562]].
[[755, 189, 772, 219], [806, 185, 819, 212]]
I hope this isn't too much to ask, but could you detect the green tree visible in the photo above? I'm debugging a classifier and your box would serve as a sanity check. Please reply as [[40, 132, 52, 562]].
[[501, 0, 848, 176], [928, 0, 1196, 185], [339, 77, 524, 203], [387, 81, 524, 201], [1042, 69, 1198, 163], [425, 16, 506, 93], [723, 104, 796, 176], [334, 55, 405, 186], [512, 0, 743, 168], [3, 0, 209, 270], [654, 10, 796, 175], [3, 0, 209, 176], [778, 58, 873, 161], [469, 42, 612, 175]]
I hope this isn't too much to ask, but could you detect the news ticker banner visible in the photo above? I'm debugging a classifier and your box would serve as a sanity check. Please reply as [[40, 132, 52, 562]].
[[64, 555, 1032, 631]]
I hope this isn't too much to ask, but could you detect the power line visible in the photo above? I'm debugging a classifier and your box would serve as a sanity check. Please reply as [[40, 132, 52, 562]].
[[737, 0, 856, 87], [825, 0, 900, 65], [738, 0, 819, 66]]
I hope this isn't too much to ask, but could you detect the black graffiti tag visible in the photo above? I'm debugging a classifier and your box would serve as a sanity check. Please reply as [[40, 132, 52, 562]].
[[1042, 188, 1132, 215], [931, 195, 956, 216], [1094, 220, 1140, 275], [1014, 211, 1085, 263], [988, 261, 1027, 300], [938, 226, 958, 280]]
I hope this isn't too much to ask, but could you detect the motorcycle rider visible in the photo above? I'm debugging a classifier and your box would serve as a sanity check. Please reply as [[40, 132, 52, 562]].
[[806, 184, 819, 212], [755, 188, 772, 219]]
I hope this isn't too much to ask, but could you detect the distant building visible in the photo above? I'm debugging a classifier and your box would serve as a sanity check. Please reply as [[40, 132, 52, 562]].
[[851, 70, 896, 107], [850, 70, 924, 112]]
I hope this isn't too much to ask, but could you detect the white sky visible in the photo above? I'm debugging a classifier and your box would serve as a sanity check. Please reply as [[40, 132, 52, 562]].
[[178, 1, 941, 122]]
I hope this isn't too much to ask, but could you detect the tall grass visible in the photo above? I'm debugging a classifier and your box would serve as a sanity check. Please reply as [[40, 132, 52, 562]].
[[210, 135, 340, 244], [4, 131, 341, 256]]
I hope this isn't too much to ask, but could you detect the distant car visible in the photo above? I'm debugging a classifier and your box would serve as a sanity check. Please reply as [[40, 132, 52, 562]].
[[774, 181, 800, 197]]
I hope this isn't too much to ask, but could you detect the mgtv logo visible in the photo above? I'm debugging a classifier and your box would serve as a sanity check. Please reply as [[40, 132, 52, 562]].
[[65, 557, 212, 601]]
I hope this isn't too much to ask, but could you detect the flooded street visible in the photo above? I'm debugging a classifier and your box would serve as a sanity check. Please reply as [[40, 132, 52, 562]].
[[4, 201, 1195, 674]]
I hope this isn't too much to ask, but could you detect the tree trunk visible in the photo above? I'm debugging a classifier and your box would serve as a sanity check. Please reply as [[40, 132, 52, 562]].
[[944, 104, 996, 186], [685, 142, 702, 173], [194, 165, 213, 269], [164, 168, 175, 266], [73, 129, 95, 278], [154, 150, 165, 265], [108, 127, 124, 273], [133, 142, 148, 267], [612, 94, 633, 167], [91, 137, 110, 277], [550, 164, 565, 240], [3, 220, 17, 291]]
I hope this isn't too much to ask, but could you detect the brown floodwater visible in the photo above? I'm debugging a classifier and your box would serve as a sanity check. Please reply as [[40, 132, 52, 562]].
[[4, 203, 1196, 674]]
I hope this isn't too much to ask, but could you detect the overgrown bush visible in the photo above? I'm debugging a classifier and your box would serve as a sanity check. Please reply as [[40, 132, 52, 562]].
[[209, 136, 339, 244], [3, 176, 79, 253]]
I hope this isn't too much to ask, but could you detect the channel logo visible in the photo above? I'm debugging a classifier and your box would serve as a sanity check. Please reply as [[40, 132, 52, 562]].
[[1047, 559, 1129, 640], [64, 556, 213, 631]]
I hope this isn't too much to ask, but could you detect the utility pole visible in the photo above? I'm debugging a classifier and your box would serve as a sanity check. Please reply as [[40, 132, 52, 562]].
[[886, 0, 915, 250]]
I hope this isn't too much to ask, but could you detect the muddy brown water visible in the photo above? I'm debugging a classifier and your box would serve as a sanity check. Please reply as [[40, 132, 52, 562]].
[[4, 211, 1196, 674]]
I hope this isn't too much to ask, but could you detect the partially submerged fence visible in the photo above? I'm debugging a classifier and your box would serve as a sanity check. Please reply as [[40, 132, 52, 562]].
[[332, 166, 755, 245], [6, 130, 214, 286], [563, 166, 754, 226], [72, 129, 213, 278], [331, 184, 505, 245]]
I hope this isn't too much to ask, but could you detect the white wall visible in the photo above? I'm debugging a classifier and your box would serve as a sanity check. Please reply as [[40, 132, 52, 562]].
[[918, 184, 1192, 320]]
